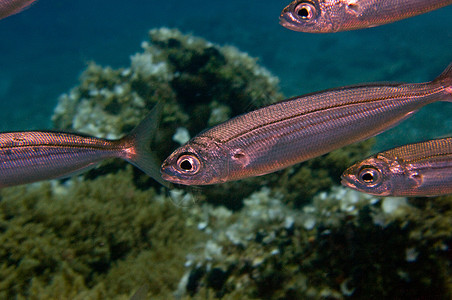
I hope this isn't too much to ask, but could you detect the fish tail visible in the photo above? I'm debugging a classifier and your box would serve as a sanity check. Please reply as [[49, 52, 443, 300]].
[[121, 102, 169, 187], [432, 62, 452, 102]]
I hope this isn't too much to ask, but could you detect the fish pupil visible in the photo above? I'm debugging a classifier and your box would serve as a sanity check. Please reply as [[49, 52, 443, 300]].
[[180, 159, 193, 170], [297, 7, 309, 18], [361, 172, 374, 182]]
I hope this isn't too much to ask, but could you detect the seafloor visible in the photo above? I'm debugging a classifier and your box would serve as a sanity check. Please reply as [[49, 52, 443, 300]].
[[0, 28, 451, 299]]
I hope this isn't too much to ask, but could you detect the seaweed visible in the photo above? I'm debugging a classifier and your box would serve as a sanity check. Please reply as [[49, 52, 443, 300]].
[[0, 167, 203, 299]]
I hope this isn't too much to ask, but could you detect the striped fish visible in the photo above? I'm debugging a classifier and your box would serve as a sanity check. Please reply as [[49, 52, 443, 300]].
[[342, 137, 452, 197], [0, 0, 37, 20], [280, 0, 452, 33], [161, 64, 452, 185], [0, 104, 165, 187]]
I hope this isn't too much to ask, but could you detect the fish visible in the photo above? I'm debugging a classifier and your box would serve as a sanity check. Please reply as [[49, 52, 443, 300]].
[[279, 0, 452, 33], [161, 63, 452, 185], [341, 137, 452, 197], [0, 0, 37, 20], [0, 104, 165, 188]]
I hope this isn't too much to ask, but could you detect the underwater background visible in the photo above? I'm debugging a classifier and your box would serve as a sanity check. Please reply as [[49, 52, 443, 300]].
[[0, 0, 451, 299], [1, 0, 451, 149]]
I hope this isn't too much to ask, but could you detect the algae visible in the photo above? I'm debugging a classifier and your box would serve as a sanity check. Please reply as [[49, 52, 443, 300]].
[[0, 167, 203, 299], [175, 188, 452, 299]]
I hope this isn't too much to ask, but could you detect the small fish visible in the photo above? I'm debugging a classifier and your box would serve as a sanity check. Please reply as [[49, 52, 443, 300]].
[[280, 0, 452, 33], [0, 104, 165, 188], [161, 64, 452, 185], [341, 137, 452, 197], [0, 0, 37, 20]]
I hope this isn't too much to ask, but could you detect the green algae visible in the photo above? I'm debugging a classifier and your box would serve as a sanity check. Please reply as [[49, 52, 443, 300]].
[[0, 167, 204, 299]]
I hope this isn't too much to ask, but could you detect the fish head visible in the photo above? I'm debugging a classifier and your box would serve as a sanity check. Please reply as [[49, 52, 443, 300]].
[[279, 0, 334, 33], [341, 156, 393, 196], [160, 136, 229, 185]]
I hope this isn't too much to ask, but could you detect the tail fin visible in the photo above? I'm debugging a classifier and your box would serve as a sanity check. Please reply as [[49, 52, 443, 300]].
[[122, 103, 170, 187], [433, 62, 452, 102]]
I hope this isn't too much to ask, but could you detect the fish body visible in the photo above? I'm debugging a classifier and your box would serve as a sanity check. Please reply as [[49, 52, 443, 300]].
[[280, 0, 452, 33], [0, 0, 36, 20], [341, 137, 452, 196], [0, 105, 164, 187], [161, 64, 452, 185]]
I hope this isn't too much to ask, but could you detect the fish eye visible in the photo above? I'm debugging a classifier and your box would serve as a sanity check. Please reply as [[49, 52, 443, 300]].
[[176, 154, 201, 174], [358, 167, 381, 185], [294, 2, 316, 20]]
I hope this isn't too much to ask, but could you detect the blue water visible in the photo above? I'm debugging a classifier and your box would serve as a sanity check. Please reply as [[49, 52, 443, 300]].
[[0, 0, 451, 149]]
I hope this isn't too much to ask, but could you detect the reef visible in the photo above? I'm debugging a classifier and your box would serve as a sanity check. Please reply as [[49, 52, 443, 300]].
[[0, 28, 451, 299], [2, 174, 450, 299], [0, 167, 204, 299], [176, 187, 452, 299], [52, 28, 283, 164]]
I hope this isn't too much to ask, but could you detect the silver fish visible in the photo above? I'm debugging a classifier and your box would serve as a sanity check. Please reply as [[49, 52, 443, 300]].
[[280, 0, 452, 33], [0, 104, 165, 187], [342, 137, 452, 197], [161, 64, 452, 185], [0, 0, 37, 20]]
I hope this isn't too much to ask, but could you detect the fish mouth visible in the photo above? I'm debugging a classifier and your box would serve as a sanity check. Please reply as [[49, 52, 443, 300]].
[[279, 11, 305, 32], [341, 175, 389, 197], [161, 170, 187, 185], [340, 175, 358, 190], [160, 170, 171, 181], [160, 164, 181, 184], [160, 163, 199, 186], [341, 171, 359, 191]]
